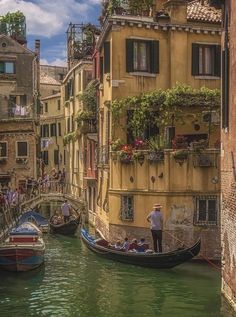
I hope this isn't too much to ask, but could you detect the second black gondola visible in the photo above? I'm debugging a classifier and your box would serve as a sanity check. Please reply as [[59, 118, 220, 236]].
[[50, 216, 80, 235]]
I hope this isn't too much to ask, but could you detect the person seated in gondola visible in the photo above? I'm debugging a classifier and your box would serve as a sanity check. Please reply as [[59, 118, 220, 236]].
[[114, 240, 123, 250], [136, 238, 149, 252], [122, 237, 130, 251], [128, 239, 138, 252]]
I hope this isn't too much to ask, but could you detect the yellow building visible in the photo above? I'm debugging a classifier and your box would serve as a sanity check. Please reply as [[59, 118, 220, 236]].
[[95, 0, 221, 258], [62, 60, 98, 221], [40, 93, 66, 174]]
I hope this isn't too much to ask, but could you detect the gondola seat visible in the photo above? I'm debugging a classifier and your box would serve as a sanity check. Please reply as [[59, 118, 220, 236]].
[[95, 239, 109, 248]]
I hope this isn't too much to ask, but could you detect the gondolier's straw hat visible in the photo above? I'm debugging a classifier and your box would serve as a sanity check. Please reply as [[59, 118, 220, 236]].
[[153, 203, 162, 209]]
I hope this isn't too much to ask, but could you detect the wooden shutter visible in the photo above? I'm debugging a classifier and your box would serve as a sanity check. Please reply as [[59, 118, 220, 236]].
[[100, 56, 104, 83], [192, 43, 199, 76], [222, 42, 229, 129], [214, 45, 221, 77], [104, 42, 110, 74], [150, 40, 159, 74], [126, 39, 134, 73], [54, 150, 59, 165]]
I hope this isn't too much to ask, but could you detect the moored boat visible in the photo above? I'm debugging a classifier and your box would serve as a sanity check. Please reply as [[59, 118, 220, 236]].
[[0, 222, 45, 272], [18, 210, 49, 233], [49, 215, 80, 235], [81, 228, 201, 269]]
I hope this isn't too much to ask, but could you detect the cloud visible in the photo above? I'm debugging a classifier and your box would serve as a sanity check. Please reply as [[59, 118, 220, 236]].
[[0, 0, 100, 38], [40, 58, 67, 67]]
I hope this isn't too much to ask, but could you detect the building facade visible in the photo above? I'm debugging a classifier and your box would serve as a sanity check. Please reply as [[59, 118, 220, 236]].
[[0, 33, 39, 190], [95, 0, 222, 258], [40, 65, 67, 98], [40, 93, 66, 175], [221, 0, 236, 311]]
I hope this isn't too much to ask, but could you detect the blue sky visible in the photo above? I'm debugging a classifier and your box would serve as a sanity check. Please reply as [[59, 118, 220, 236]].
[[0, 0, 101, 66]]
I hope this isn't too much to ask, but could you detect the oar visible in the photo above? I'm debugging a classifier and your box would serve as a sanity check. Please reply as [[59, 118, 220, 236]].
[[165, 231, 221, 271]]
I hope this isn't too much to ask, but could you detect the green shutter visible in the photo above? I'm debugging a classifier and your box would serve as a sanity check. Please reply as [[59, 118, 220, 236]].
[[192, 43, 199, 76], [100, 56, 104, 83], [150, 40, 159, 74], [126, 39, 134, 73], [104, 42, 110, 74], [214, 45, 221, 77]]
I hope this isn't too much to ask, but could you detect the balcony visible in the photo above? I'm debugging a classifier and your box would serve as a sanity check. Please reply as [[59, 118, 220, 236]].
[[110, 149, 220, 193], [0, 103, 33, 120]]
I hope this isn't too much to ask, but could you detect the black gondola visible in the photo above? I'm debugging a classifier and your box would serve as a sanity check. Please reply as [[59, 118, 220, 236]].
[[81, 228, 201, 269], [50, 216, 80, 235]]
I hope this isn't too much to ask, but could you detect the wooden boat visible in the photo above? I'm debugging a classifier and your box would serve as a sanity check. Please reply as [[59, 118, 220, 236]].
[[18, 210, 49, 233], [81, 228, 201, 269], [0, 222, 45, 272], [49, 215, 80, 235]]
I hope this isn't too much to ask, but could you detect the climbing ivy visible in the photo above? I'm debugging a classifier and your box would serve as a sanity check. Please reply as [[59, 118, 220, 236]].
[[111, 84, 220, 138], [79, 79, 99, 112]]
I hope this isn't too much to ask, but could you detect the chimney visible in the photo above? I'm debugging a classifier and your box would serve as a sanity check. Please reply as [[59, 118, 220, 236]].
[[164, 0, 187, 24], [35, 39, 40, 60]]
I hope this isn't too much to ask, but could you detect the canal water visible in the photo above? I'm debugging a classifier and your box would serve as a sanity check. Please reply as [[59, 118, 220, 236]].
[[0, 232, 225, 317]]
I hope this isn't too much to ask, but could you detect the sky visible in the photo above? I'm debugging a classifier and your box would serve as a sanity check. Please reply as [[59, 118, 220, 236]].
[[0, 0, 101, 67]]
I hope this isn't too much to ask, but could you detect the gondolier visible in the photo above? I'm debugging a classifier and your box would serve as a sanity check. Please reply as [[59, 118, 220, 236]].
[[61, 200, 71, 223], [147, 203, 163, 253]]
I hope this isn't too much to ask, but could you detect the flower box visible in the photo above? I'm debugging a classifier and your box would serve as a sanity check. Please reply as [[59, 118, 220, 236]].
[[148, 151, 164, 163]]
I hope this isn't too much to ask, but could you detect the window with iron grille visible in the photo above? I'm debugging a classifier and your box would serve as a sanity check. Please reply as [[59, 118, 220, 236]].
[[16, 141, 28, 157], [120, 196, 134, 221], [194, 196, 218, 226], [0, 142, 7, 157]]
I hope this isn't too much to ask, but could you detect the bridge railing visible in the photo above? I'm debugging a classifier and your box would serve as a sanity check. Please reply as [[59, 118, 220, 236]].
[[0, 181, 85, 240]]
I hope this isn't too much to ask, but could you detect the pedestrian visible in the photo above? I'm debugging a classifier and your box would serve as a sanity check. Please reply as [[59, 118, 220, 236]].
[[147, 203, 163, 253], [61, 199, 71, 223]]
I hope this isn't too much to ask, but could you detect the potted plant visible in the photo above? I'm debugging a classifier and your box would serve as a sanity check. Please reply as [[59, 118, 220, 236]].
[[147, 137, 165, 163], [173, 149, 188, 165], [191, 139, 207, 153], [118, 145, 133, 164], [133, 151, 145, 165], [172, 135, 188, 149]]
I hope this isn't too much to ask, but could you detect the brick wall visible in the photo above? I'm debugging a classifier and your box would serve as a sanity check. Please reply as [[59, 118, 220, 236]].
[[221, 0, 236, 311]]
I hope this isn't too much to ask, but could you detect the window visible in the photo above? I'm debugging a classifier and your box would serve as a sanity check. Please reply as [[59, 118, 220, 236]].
[[58, 122, 61, 136], [42, 124, 49, 137], [50, 123, 57, 137], [0, 61, 15, 74], [41, 151, 48, 165], [126, 39, 159, 74], [194, 196, 218, 226], [192, 43, 221, 77], [127, 110, 159, 144], [57, 100, 61, 110], [45, 102, 48, 113], [54, 150, 59, 165], [165, 127, 176, 149], [16, 141, 28, 157], [0, 142, 7, 157], [120, 196, 134, 221], [67, 117, 71, 133], [104, 42, 110, 74]]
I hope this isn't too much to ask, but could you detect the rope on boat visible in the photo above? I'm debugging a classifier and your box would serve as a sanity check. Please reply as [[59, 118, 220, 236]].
[[165, 231, 221, 272]]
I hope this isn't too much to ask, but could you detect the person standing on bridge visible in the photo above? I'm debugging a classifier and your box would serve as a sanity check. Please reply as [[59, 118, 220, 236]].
[[61, 199, 71, 223]]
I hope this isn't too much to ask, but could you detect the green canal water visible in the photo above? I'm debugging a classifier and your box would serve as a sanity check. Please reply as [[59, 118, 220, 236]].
[[0, 233, 226, 317]]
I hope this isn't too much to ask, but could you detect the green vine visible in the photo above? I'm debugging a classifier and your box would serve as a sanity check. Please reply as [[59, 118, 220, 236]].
[[79, 79, 99, 112], [111, 84, 220, 138], [63, 131, 78, 145], [75, 110, 95, 127]]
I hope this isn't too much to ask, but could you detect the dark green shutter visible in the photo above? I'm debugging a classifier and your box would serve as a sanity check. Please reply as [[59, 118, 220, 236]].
[[100, 56, 104, 83], [150, 40, 159, 74], [214, 45, 221, 77], [104, 42, 110, 73], [126, 39, 134, 73], [192, 43, 199, 76], [54, 150, 59, 165]]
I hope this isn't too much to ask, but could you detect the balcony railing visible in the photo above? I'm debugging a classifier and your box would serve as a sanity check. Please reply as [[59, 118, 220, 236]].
[[0, 104, 33, 120]]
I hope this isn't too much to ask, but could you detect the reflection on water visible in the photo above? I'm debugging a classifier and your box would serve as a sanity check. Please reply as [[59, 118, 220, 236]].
[[0, 233, 223, 317]]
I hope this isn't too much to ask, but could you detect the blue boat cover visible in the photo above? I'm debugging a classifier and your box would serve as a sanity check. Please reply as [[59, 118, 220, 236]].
[[10, 222, 41, 236], [18, 210, 48, 226]]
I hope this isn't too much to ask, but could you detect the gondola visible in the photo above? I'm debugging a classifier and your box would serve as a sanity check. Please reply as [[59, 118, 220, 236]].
[[81, 228, 201, 269], [50, 215, 80, 235]]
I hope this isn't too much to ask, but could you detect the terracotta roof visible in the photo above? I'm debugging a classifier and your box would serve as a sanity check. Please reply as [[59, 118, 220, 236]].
[[40, 71, 60, 85], [187, 0, 222, 24]]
